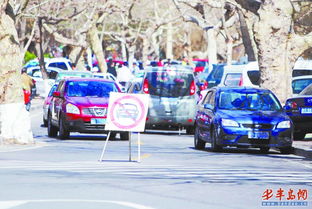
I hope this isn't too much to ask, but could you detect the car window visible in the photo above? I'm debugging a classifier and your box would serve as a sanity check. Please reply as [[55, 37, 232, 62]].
[[203, 91, 213, 105], [292, 69, 312, 77], [145, 70, 194, 97], [207, 64, 224, 88], [66, 81, 118, 97], [224, 73, 242, 86], [32, 70, 42, 78], [48, 85, 58, 97], [292, 79, 312, 94], [247, 71, 260, 85], [48, 71, 59, 79], [48, 62, 68, 70], [300, 84, 312, 95], [218, 91, 281, 111]]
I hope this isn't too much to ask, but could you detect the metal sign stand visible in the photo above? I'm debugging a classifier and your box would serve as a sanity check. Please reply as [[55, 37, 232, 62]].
[[99, 132, 139, 162], [99, 131, 111, 162], [138, 133, 141, 163]]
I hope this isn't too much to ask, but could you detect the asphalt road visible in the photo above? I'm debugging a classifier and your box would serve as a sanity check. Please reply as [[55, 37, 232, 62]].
[[0, 108, 311, 209]]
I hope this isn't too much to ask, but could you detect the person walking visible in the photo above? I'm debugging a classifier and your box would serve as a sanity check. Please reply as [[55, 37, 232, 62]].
[[21, 68, 34, 111], [107, 58, 117, 77]]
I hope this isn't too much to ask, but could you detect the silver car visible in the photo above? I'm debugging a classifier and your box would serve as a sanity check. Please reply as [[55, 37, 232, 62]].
[[128, 65, 196, 134]]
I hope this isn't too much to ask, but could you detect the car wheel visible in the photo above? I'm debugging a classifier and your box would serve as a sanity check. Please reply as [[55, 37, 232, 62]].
[[280, 146, 293, 154], [194, 125, 205, 150], [294, 132, 305, 140], [120, 132, 130, 140], [259, 147, 270, 153], [59, 115, 70, 139], [211, 127, 222, 152], [186, 127, 195, 135], [48, 114, 58, 137]]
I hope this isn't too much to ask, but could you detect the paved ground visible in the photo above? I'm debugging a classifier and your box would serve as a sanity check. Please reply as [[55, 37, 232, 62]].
[[16, 97, 312, 161]]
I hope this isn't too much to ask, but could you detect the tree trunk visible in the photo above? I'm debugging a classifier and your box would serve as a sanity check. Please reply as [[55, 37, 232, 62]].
[[87, 25, 107, 73], [253, 0, 293, 103], [69, 46, 85, 70], [206, 29, 218, 69], [142, 37, 149, 68], [0, 2, 34, 144], [237, 9, 256, 61], [166, 22, 173, 59]]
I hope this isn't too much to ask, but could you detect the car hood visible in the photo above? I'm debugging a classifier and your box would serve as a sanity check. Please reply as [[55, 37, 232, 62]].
[[66, 96, 109, 107], [217, 109, 289, 124]]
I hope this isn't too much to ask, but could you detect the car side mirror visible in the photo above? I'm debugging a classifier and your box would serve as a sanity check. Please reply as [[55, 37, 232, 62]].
[[204, 103, 213, 110], [53, 91, 61, 97]]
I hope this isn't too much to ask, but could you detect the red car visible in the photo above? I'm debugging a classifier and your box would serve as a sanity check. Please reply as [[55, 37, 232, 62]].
[[47, 78, 130, 140]]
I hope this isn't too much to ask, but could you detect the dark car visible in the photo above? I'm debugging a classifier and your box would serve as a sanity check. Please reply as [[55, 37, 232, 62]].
[[284, 83, 312, 140], [194, 87, 293, 153], [127, 65, 197, 134], [47, 78, 129, 140]]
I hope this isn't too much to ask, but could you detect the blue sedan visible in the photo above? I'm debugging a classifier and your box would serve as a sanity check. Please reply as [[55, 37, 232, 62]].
[[194, 87, 293, 153]]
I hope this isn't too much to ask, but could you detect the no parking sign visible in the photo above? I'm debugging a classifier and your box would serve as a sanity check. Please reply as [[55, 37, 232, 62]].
[[105, 92, 149, 132]]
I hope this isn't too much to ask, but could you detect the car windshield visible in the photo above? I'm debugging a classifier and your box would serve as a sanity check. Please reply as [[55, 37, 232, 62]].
[[146, 69, 193, 97], [218, 91, 281, 111], [292, 79, 312, 94], [66, 81, 118, 97]]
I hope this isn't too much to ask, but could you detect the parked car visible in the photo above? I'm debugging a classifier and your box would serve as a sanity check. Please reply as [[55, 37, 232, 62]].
[[43, 84, 58, 126], [127, 65, 196, 134], [55, 71, 93, 83], [291, 75, 312, 96], [26, 66, 62, 97], [45, 57, 73, 71], [284, 83, 312, 140], [206, 62, 260, 88], [92, 72, 126, 92], [292, 59, 312, 77], [194, 86, 293, 153], [47, 78, 129, 140]]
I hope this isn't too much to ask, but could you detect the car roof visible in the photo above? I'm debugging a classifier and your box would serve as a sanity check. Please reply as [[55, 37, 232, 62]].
[[213, 86, 271, 93], [63, 77, 115, 83], [145, 65, 193, 72], [292, 75, 312, 81]]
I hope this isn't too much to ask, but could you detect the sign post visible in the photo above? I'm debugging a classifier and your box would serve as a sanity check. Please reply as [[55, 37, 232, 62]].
[[99, 92, 149, 162]]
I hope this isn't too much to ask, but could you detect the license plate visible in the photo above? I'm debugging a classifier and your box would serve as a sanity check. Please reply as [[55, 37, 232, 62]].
[[248, 131, 269, 139], [301, 108, 312, 114], [91, 118, 106, 124]]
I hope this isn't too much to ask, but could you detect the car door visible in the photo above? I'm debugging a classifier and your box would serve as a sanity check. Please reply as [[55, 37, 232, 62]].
[[196, 90, 215, 141], [51, 81, 65, 125]]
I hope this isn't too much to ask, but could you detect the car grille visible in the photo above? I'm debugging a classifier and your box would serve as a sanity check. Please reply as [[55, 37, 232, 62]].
[[82, 107, 107, 117], [84, 123, 105, 130], [242, 123, 273, 129]]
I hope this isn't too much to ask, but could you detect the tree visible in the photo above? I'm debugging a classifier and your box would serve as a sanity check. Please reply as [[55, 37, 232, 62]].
[[0, 0, 33, 144], [234, 0, 312, 102]]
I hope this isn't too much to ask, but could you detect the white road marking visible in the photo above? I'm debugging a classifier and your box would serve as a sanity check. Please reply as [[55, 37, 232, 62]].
[[0, 161, 311, 184], [0, 199, 156, 209]]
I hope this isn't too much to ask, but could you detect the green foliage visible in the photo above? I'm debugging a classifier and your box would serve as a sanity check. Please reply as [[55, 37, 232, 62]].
[[24, 51, 36, 63], [44, 53, 53, 58]]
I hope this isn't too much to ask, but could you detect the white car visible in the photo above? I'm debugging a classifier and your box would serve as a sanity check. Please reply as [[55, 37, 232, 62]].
[[45, 57, 73, 71], [292, 75, 312, 97], [93, 72, 126, 92], [26, 66, 63, 98]]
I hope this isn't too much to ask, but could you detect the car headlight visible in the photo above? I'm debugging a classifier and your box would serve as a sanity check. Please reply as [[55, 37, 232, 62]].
[[221, 119, 239, 127], [66, 103, 80, 114], [277, 120, 291, 129]]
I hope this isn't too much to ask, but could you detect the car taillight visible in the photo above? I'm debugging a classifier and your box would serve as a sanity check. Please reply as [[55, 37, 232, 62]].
[[238, 76, 243, 86], [190, 80, 196, 95], [289, 101, 298, 109], [143, 78, 149, 94]]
